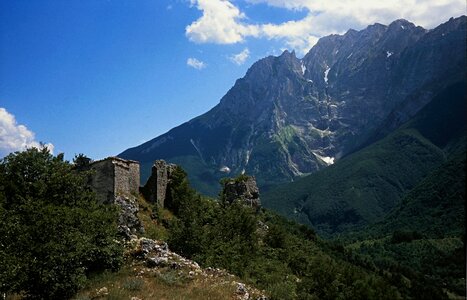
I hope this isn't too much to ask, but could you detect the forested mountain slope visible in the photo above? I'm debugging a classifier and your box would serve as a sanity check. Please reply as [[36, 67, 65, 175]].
[[263, 81, 466, 236]]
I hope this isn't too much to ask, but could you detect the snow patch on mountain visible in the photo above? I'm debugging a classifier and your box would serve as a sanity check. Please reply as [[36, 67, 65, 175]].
[[324, 66, 331, 84], [313, 152, 335, 165], [190, 139, 204, 161], [301, 63, 306, 75]]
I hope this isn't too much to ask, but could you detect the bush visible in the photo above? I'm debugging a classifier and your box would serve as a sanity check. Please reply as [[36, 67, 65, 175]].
[[391, 230, 423, 244], [0, 148, 123, 299]]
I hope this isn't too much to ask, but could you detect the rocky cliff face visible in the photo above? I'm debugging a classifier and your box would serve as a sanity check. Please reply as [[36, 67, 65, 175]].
[[120, 16, 466, 196]]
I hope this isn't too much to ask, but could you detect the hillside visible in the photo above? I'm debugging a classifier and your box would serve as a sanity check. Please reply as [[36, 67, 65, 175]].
[[262, 81, 466, 236], [119, 16, 466, 196], [2, 148, 464, 299], [354, 145, 465, 239], [339, 149, 466, 297]]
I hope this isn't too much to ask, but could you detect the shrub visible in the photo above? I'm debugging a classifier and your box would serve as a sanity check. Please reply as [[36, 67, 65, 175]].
[[391, 230, 423, 244], [0, 148, 123, 299]]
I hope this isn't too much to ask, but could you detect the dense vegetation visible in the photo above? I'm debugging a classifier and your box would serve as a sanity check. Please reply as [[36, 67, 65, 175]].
[[0, 148, 123, 299], [1, 147, 464, 299], [339, 149, 466, 297], [146, 167, 462, 299]]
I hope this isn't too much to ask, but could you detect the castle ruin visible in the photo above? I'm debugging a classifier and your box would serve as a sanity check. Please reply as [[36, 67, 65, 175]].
[[90, 157, 140, 203], [141, 160, 177, 208]]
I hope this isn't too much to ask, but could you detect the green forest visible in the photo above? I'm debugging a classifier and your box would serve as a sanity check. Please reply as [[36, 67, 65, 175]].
[[1, 147, 464, 299]]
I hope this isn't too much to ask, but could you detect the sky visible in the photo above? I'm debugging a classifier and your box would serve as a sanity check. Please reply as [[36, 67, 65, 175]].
[[0, 0, 465, 160]]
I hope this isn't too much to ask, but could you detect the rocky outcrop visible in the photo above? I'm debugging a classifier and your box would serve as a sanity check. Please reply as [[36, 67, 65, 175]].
[[126, 237, 268, 300], [141, 160, 177, 207], [114, 195, 144, 240], [222, 176, 261, 210]]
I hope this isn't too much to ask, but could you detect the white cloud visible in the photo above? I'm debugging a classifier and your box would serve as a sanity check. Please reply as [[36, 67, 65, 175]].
[[0, 107, 54, 157], [187, 57, 207, 70], [187, 0, 466, 54], [229, 48, 250, 65], [186, 0, 259, 44]]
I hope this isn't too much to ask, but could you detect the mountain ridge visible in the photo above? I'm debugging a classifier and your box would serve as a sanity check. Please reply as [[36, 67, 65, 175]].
[[120, 16, 466, 196]]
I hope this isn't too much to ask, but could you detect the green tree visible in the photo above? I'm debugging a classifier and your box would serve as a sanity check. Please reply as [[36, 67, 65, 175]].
[[201, 202, 259, 276], [167, 166, 217, 258], [72, 153, 92, 170], [0, 148, 123, 299]]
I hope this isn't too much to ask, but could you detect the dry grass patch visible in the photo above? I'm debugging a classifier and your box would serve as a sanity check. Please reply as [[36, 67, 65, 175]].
[[73, 265, 242, 300]]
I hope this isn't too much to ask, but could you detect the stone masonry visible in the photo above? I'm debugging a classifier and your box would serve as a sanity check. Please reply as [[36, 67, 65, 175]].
[[141, 160, 177, 208], [90, 157, 140, 203]]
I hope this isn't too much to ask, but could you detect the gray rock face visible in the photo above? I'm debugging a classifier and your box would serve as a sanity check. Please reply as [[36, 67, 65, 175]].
[[126, 237, 268, 299], [222, 176, 261, 210], [146, 256, 169, 267], [120, 16, 466, 196], [141, 160, 177, 207], [115, 195, 144, 240]]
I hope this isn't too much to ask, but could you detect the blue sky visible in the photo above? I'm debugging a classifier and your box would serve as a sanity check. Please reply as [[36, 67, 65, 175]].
[[1, 0, 464, 160]]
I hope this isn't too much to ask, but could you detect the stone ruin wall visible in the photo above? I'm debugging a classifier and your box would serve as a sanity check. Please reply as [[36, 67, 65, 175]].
[[90, 159, 115, 203], [141, 160, 177, 208], [90, 157, 140, 203], [90, 157, 261, 213], [113, 158, 140, 196]]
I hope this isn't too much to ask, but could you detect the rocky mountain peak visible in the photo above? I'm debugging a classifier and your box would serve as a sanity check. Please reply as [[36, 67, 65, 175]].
[[389, 19, 416, 30], [119, 16, 466, 196]]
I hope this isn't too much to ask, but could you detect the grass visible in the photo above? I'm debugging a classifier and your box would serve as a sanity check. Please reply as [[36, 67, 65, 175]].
[[73, 265, 241, 300], [136, 195, 170, 241]]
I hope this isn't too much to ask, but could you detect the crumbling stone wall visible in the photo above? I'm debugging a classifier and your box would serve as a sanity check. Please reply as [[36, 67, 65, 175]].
[[141, 160, 177, 208], [90, 157, 140, 203]]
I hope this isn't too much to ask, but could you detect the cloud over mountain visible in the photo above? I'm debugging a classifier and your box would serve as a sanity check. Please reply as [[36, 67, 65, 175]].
[[186, 0, 465, 54], [229, 48, 250, 65]]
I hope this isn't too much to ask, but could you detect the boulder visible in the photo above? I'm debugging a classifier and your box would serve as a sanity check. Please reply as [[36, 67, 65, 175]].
[[146, 256, 169, 267]]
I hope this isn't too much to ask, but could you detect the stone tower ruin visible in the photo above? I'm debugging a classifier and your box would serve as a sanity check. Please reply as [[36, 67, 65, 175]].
[[90, 157, 140, 203], [141, 160, 177, 208]]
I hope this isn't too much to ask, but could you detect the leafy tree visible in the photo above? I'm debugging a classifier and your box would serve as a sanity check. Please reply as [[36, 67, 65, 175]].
[[167, 166, 217, 258], [201, 201, 259, 276], [0, 148, 123, 299], [390, 230, 423, 244], [72, 153, 92, 170]]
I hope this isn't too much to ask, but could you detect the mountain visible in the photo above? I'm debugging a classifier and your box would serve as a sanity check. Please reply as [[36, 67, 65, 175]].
[[120, 16, 466, 196], [262, 80, 466, 236]]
